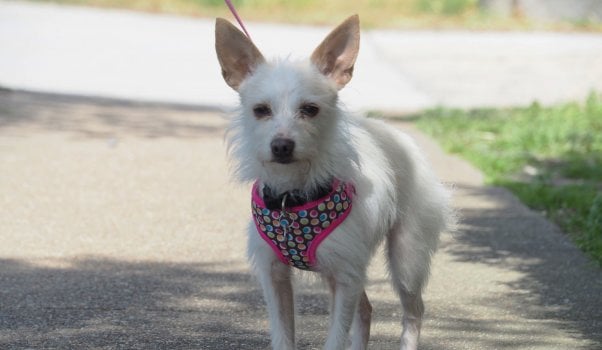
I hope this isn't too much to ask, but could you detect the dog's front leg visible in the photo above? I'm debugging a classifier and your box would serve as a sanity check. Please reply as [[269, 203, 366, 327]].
[[256, 257, 295, 350], [326, 277, 371, 350], [323, 276, 363, 350]]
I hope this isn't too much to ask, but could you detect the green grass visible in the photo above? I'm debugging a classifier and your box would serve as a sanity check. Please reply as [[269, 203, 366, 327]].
[[29, 0, 602, 31], [415, 93, 602, 266]]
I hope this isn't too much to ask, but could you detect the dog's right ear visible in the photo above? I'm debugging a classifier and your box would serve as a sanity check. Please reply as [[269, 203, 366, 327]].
[[215, 18, 265, 91]]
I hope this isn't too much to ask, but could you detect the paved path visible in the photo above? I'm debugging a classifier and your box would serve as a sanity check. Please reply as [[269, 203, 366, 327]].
[[1, 2, 601, 349], [2, 1, 602, 112], [1, 90, 600, 349]]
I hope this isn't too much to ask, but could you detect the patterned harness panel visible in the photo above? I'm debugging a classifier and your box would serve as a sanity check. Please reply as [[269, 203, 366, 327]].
[[251, 180, 354, 270]]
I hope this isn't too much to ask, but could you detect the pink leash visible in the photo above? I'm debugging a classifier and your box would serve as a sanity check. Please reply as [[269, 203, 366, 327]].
[[224, 0, 252, 40]]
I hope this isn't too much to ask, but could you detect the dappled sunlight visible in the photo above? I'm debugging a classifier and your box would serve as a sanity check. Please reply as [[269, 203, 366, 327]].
[[435, 182, 600, 348], [0, 257, 270, 348]]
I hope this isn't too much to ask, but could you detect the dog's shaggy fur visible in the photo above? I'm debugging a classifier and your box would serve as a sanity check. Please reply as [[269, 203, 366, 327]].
[[216, 15, 454, 350]]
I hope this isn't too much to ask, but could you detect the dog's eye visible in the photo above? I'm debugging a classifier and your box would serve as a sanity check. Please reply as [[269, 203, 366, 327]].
[[253, 104, 272, 119], [300, 103, 320, 118]]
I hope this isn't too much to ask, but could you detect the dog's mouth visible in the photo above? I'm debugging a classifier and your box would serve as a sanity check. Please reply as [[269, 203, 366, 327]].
[[263, 158, 311, 169], [271, 156, 295, 164]]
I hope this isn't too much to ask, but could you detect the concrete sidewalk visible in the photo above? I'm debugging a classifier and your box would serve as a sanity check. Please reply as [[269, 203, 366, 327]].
[[1, 90, 600, 349], [2, 1, 602, 112]]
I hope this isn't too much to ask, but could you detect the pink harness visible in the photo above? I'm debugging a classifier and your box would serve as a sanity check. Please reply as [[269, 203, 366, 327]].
[[251, 180, 354, 270]]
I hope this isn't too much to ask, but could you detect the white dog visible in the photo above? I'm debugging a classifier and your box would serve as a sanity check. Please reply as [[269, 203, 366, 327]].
[[216, 15, 453, 350]]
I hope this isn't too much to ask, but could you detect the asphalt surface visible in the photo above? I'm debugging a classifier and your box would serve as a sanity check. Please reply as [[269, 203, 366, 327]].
[[1, 1, 601, 349], [1, 90, 600, 349]]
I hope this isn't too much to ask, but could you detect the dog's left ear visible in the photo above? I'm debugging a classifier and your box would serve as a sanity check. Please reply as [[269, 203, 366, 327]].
[[215, 18, 265, 91], [311, 15, 360, 90]]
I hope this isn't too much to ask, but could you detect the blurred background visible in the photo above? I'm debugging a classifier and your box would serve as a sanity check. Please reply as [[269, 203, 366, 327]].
[[22, 0, 602, 30]]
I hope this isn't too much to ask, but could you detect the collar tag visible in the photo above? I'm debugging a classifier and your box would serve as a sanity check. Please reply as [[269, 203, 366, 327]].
[[279, 193, 290, 235]]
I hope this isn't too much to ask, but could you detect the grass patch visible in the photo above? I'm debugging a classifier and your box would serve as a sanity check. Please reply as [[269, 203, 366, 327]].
[[416, 93, 602, 266], [28, 0, 602, 31]]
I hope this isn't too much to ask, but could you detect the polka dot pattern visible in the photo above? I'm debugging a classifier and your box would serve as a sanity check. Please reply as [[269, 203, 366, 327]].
[[252, 181, 353, 270]]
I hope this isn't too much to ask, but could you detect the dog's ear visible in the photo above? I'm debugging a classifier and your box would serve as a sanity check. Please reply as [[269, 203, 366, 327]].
[[311, 15, 360, 90], [215, 18, 265, 91]]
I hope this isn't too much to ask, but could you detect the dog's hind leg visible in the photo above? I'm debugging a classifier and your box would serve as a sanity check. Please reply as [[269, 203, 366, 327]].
[[386, 220, 435, 350], [397, 288, 424, 350]]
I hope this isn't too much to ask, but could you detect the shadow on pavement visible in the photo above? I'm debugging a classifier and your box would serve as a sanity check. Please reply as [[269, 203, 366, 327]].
[[0, 88, 227, 139], [444, 184, 602, 348], [1, 249, 598, 349], [0, 257, 270, 349]]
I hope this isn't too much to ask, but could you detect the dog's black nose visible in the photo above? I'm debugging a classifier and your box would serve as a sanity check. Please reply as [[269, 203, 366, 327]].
[[270, 138, 295, 163]]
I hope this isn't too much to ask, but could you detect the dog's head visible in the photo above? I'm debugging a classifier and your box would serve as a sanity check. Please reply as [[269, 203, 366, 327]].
[[216, 16, 360, 191]]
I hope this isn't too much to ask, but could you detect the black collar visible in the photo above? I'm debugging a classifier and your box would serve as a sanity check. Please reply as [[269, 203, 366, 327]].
[[262, 181, 333, 210]]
